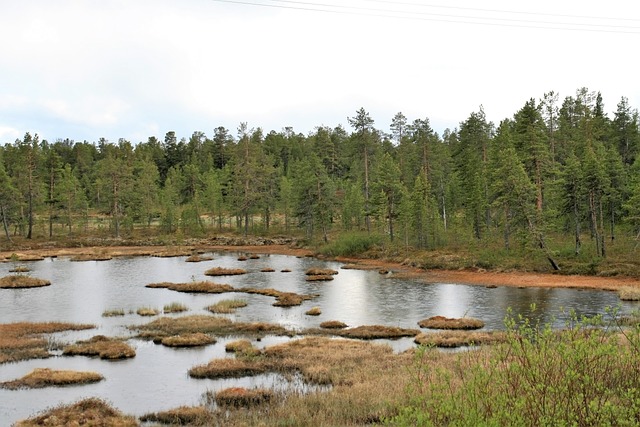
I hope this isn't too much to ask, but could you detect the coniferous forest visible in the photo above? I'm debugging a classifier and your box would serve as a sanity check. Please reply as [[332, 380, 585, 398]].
[[2, 88, 640, 274]]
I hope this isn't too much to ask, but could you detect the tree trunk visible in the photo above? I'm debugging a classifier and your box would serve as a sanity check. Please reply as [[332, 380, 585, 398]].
[[1, 206, 12, 242]]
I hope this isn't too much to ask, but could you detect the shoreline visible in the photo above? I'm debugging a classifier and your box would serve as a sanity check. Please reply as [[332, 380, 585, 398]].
[[1, 243, 639, 292]]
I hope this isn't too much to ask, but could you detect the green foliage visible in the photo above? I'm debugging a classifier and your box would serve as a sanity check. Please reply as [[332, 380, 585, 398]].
[[390, 309, 640, 426], [318, 231, 382, 257]]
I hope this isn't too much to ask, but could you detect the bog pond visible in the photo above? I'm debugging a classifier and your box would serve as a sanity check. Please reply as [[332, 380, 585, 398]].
[[0, 252, 634, 424]]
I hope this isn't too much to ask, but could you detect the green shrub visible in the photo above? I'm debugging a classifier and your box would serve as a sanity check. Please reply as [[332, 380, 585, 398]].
[[390, 308, 640, 426], [318, 232, 383, 257]]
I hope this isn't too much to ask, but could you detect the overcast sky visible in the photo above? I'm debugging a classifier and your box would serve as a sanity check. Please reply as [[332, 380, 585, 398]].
[[1, 0, 639, 144]]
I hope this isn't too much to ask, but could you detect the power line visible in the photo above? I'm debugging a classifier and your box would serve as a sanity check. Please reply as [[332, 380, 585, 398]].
[[209, 0, 640, 34]]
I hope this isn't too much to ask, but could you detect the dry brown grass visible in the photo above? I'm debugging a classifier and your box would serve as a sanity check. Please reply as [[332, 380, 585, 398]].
[[189, 357, 269, 379], [0, 274, 51, 289], [225, 339, 261, 357], [619, 286, 640, 301], [102, 308, 125, 317], [214, 387, 274, 407], [163, 302, 188, 313], [160, 333, 216, 347], [146, 280, 235, 293], [249, 254, 260, 259], [5, 253, 44, 262], [136, 307, 159, 316], [305, 268, 338, 276], [306, 274, 335, 282], [320, 320, 348, 329], [9, 265, 30, 273], [0, 322, 94, 364], [1, 368, 104, 390], [306, 306, 322, 316], [207, 299, 248, 314], [260, 267, 275, 272], [414, 330, 507, 347], [69, 253, 112, 261], [237, 255, 248, 261], [185, 254, 213, 262], [281, 268, 292, 272], [152, 248, 193, 258], [14, 397, 138, 427], [132, 315, 291, 341], [337, 325, 420, 340], [243, 287, 315, 307], [205, 267, 247, 276], [140, 405, 214, 425], [418, 316, 485, 330], [62, 335, 136, 359]]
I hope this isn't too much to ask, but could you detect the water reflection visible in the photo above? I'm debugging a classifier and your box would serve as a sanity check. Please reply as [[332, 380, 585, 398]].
[[0, 253, 634, 425]]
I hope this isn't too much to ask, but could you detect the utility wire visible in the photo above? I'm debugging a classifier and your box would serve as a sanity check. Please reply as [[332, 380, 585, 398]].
[[209, 0, 640, 34]]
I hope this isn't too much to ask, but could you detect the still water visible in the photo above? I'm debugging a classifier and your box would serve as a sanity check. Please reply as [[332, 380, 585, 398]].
[[0, 253, 633, 424]]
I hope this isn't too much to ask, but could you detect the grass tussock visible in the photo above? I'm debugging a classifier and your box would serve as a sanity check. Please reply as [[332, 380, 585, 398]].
[[618, 286, 640, 301], [305, 268, 338, 276], [225, 339, 261, 357], [243, 287, 315, 307], [185, 254, 213, 262], [69, 253, 112, 261], [189, 357, 269, 379], [280, 268, 292, 272], [305, 274, 334, 282], [140, 405, 215, 425], [0, 274, 51, 289], [62, 335, 136, 359], [9, 265, 30, 273], [146, 280, 235, 293], [136, 307, 159, 316], [320, 320, 348, 329], [1, 368, 104, 390], [237, 255, 248, 261], [6, 253, 45, 262], [161, 333, 216, 347], [163, 302, 188, 313], [337, 325, 420, 340], [14, 397, 138, 427], [249, 254, 260, 259], [305, 306, 322, 316], [0, 322, 94, 364], [102, 308, 125, 317], [418, 315, 485, 330], [152, 248, 193, 258], [414, 330, 507, 347], [207, 299, 248, 314], [132, 315, 290, 341], [260, 267, 275, 272], [213, 387, 274, 407], [205, 267, 248, 276]]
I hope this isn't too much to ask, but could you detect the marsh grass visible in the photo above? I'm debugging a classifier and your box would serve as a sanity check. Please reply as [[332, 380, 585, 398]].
[[280, 268, 292, 272], [69, 253, 112, 261], [0, 322, 94, 364], [204, 267, 247, 276], [213, 387, 274, 407], [9, 265, 30, 273], [146, 280, 234, 293], [243, 287, 314, 307], [305, 274, 334, 281], [1, 368, 104, 390], [237, 255, 248, 261], [140, 406, 215, 425], [62, 335, 136, 359], [207, 299, 248, 314], [136, 307, 159, 316], [102, 308, 125, 317], [225, 339, 261, 357], [132, 315, 291, 341], [305, 268, 338, 276], [14, 397, 138, 427], [163, 302, 188, 313], [5, 253, 44, 262], [320, 320, 348, 329], [260, 267, 275, 272], [305, 306, 322, 316], [414, 330, 506, 347], [185, 254, 213, 262], [161, 333, 216, 347], [0, 274, 51, 289], [418, 315, 485, 330], [189, 357, 269, 379], [618, 286, 640, 301], [152, 248, 193, 258]]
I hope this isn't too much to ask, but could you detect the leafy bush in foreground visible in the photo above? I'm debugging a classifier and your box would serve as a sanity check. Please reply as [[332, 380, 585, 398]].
[[391, 308, 640, 426]]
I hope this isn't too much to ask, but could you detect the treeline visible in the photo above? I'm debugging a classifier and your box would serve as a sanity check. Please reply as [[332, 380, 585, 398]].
[[1, 87, 639, 261]]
